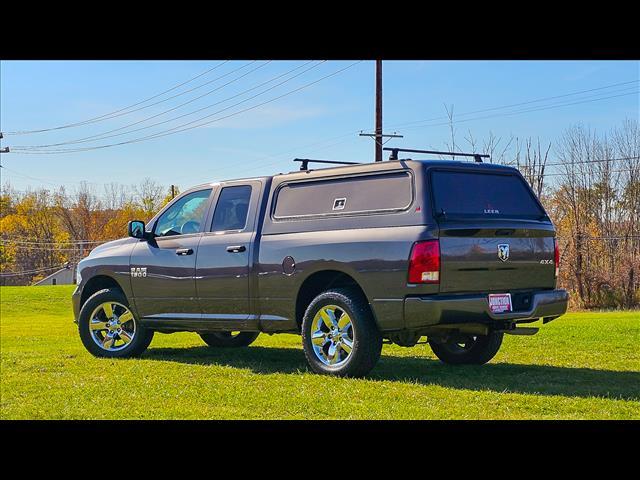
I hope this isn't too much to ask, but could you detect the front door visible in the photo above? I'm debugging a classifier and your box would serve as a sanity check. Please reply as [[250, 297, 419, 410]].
[[196, 182, 260, 329], [130, 188, 213, 319]]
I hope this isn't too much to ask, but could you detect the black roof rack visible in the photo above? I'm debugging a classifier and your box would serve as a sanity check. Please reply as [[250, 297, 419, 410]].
[[383, 148, 489, 163], [294, 158, 362, 171]]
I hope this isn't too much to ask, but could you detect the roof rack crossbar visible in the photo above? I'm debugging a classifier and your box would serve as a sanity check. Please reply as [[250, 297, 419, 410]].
[[383, 148, 490, 163], [294, 158, 362, 171]]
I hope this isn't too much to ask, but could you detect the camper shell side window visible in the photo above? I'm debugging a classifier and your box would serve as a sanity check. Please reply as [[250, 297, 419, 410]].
[[272, 171, 414, 221]]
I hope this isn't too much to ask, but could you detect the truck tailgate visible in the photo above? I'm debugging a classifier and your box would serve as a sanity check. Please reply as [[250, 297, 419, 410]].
[[439, 225, 556, 293]]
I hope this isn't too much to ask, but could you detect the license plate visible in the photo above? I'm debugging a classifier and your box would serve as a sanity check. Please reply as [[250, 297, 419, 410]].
[[488, 293, 512, 314]]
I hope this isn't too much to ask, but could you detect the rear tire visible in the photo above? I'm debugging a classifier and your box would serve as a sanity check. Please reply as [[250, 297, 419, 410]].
[[301, 288, 382, 378], [78, 288, 154, 358], [429, 331, 503, 365], [200, 331, 260, 348]]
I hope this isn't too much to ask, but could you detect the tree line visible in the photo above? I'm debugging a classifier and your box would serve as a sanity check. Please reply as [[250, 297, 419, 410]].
[[0, 179, 179, 285], [1, 118, 638, 309]]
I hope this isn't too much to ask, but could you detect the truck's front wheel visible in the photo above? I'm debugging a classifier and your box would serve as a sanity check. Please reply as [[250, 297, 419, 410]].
[[301, 288, 382, 378], [428, 331, 503, 365], [78, 288, 154, 358]]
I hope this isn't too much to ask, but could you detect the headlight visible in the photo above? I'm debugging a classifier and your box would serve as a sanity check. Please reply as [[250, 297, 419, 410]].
[[76, 268, 82, 285]]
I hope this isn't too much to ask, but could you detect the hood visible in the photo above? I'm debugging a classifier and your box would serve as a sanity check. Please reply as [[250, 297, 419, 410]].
[[88, 237, 136, 256]]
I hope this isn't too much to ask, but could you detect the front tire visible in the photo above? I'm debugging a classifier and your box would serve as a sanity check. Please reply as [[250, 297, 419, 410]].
[[200, 331, 260, 348], [428, 331, 503, 365], [301, 288, 382, 378], [78, 288, 154, 358]]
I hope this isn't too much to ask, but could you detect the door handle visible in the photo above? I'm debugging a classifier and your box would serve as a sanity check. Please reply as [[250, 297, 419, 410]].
[[226, 245, 246, 253], [176, 248, 194, 256]]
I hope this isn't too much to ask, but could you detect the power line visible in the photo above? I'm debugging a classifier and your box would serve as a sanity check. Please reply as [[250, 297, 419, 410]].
[[0, 165, 63, 186], [13, 61, 274, 149], [15, 61, 321, 150], [4, 61, 230, 135], [386, 79, 640, 129], [0, 263, 72, 277], [0, 244, 91, 251], [0, 165, 100, 186], [218, 80, 639, 178], [542, 156, 640, 168], [396, 89, 638, 133], [309, 82, 640, 164], [9, 61, 361, 155], [557, 235, 640, 240], [168, 129, 366, 183], [1, 239, 110, 245], [10, 61, 329, 153], [540, 167, 638, 177]]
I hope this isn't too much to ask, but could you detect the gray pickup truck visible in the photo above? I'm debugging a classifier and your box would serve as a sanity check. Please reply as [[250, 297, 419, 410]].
[[73, 152, 568, 377]]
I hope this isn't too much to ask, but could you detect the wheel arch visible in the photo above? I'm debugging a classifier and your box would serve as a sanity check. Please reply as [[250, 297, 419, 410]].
[[295, 269, 374, 330], [80, 275, 126, 308]]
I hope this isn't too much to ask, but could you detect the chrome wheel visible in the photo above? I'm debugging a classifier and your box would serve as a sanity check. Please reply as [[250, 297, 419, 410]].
[[88, 301, 136, 352], [310, 305, 354, 367]]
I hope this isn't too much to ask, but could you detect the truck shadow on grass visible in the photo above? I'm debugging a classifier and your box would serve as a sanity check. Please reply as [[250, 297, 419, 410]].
[[144, 346, 640, 401]]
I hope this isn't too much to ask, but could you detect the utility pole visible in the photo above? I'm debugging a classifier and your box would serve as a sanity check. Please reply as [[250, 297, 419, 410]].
[[375, 60, 383, 162], [0, 132, 8, 154], [359, 61, 403, 161], [171, 185, 176, 199]]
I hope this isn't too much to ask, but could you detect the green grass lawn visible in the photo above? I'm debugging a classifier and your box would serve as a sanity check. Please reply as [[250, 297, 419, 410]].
[[1, 285, 639, 419]]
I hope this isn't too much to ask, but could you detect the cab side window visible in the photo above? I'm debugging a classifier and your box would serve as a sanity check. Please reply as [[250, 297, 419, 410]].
[[154, 189, 212, 237], [211, 185, 252, 232]]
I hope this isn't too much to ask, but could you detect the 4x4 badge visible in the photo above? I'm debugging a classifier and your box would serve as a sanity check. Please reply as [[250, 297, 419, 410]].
[[497, 244, 510, 262]]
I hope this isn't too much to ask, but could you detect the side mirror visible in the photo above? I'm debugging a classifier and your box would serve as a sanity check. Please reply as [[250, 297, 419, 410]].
[[127, 220, 147, 239]]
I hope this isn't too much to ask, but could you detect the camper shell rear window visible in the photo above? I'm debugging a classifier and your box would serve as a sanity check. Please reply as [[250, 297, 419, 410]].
[[430, 169, 545, 219], [272, 171, 413, 220]]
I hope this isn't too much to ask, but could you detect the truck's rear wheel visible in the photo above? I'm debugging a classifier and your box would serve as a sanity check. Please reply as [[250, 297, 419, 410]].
[[301, 288, 382, 378], [78, 288, 154, 358], [200, 331, 260, 348], [428, 331, 503, 365]]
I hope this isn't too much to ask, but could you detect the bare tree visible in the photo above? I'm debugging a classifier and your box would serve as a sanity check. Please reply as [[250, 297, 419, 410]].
[[135, 177, 165, 219], [444, 103, 456, 160], [552, 120, 640, 308], [481, 131, 515, 165], [554, 124, 597, 304], [612, 118, 640, 307], [103, 182, 132, 211], [463, 129, 477, 154], [519, 137, 550, 198]]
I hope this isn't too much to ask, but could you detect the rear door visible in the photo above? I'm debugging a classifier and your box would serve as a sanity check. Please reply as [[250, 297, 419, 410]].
[[430, 168, 556, 294], [195, 181, 261, 328]]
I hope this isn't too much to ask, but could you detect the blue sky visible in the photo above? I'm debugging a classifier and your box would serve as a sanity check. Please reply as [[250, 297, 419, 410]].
[[1, 60, 638, 193]]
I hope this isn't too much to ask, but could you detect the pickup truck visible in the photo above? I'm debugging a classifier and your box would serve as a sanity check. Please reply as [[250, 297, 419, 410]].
[[73, 155, 569, 377]]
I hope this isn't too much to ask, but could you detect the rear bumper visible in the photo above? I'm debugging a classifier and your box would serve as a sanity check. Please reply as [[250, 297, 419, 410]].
[[404, 289, 569, 329]]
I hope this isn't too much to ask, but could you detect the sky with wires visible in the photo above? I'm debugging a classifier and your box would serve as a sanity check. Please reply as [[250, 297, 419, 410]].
[[0, 60, 638, 192]]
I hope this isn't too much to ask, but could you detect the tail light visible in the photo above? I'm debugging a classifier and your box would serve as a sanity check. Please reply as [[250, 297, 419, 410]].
[[554, 238, 560, 278], [408, 240, 440, 284]]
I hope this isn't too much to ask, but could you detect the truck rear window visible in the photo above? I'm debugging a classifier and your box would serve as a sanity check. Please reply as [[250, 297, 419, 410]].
[[273, 171, 413, 220], [431, 170, 545, 218]]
